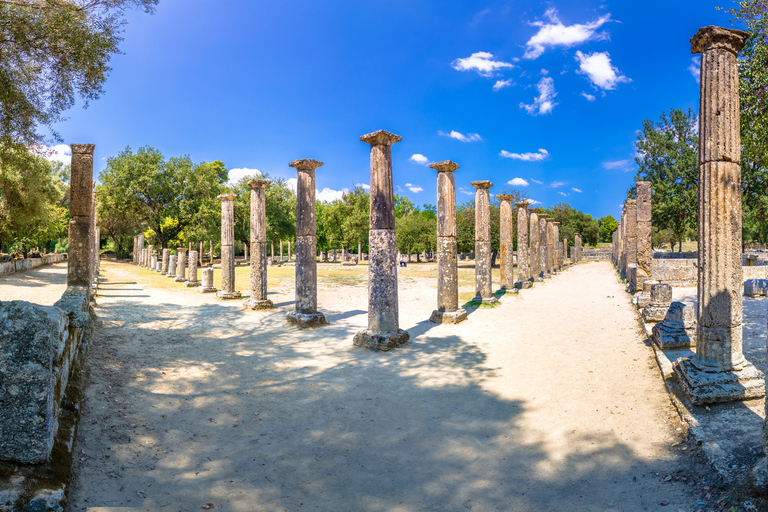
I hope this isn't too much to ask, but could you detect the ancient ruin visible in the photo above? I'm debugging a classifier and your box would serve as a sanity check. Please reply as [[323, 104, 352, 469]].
[[472, 180, 496, 303], [515, 202, 531, 289], [636, 181, 652, 291], [200, 267, 217, 293], [497, 194, 515, 292], [174, 248, 188, 282], [529, 210, 540, 280], [185, 250, 201, 287], [243, 179, 274, 310], [217, 194, 241, 299]]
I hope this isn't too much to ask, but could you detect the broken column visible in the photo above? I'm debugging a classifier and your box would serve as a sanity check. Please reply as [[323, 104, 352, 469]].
[[636, 181, 652, 291], [167, 254, 177, 279], [652, 302, 697, 350], [642, 283, 673, 322], [472, 180, 496, 303], [67, 144, 95, 289], [286, 160, 326, 326], [243, 179, 273, 310], [353, 130, 409, 350], [161, 248, 170, 275], [515, 202, 531, 288], [674, 26, 764, 405], [184, 250, 201, 287], [529, 210, 540, 281], [429, 160, 467, 324], [575, 235, 582, 263], [200, 267, 217, 293], [497, 194, 515, 292], [174, 248, 188, 282], [217, 194, 241, 299]]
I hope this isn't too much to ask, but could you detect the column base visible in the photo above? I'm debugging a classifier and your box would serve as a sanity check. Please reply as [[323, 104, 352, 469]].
[[184, 281, 201, 287], [243, 298, 274, 310], [498, 288, 518, 294], [160, 272, 167, 276], [472, 296, 498, 304], [353, 329, 410, 351], [173, 276, 187, 282], [216, 291, 242, 300], [166, 274, 177, 279], [514, 281, 533, 290], [429, 309, 467, 324], [199, 286, 217, 294], [651, 322, 696, 350], [635, 292, 651, 308], [533, 276, 543, 282], [673, 357, 765, 405], [642, 303, 670, 323], [286, 311, 327, 327]]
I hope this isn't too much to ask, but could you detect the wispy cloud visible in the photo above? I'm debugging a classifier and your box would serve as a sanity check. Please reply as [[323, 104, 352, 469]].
[[531, 178, 544, 185], [527, 198, 542, 205], [581, 92, 596, 101], [602, 159, 634, 172], [575, 51, 630, 90], [438, 130, 482, 142], [287, 177, 348, 203], [228, 167, 262, 185], [549, 181, 566, 188], [520, 74, 558, 115], [558, 191, 568, 197], [500, 148, 549, 161], [37, 144, 72, 165], [405, 182, 424, 193], [493, 79, 514, 91], [688, 55, 700, 84], [571, 187, 583, 193], [410, 154, 430, 166], [524, 8, 611, 60], [458, 186, 475, 196], [355, 183, 371, 191], [508, 177, 530, 186], [451, 51, 514, 77]]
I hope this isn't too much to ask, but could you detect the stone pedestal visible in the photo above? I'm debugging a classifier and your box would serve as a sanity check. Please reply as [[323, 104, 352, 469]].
[[174, 248, 188, 282], [471, 180, 497, 303], [642, 283, 673, 322], [652, 302, 697, 349], [497, 194, 515, 292], [200, 267, 217, 293], [515, 202, 530, 286], [167, 255, 177, 278], [286, 159, 326, 327], [354, 130, 409, 350], [184, 250, 201, 287], [673, 25, 764, 405], [243, 180, 274, 310], [429, 161, 467, 323], [217, 194, 241, 300]]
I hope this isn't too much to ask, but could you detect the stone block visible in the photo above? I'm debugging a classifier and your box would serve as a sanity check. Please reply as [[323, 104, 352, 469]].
[[243, 298, 273, 310], [636, 292, 651, 309], [514, 281, 533, 290], [199, 268, 217, 293], [744, 279, 768, 297], [286, 311, 327, 327], [673, 357, 765, 405], [353, 329, 409, 351], [650, 283, 673, 304], [643, 280, 659, 293], [429, 308, 467, 324], [651, 302, 697, 349]]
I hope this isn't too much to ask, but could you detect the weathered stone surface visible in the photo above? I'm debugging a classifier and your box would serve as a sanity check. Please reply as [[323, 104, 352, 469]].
[[516, 202, 529, 282], [432, 161, 458, 238], [546, 219, 555, 273], [200, 267, 217, 293], [497, 194, 515, 290], [636, 292, 651, 309], [529, 211, 539, 278], [652, 302, 697, 349], [626, 199, 638, 286], [744, 279, 768, 297], [673, 357, 764, 405], [435, 236, 459, 313], [366, 229, 400, 332], [174, 249, 187, 282], [429, 308, 468, 324], [69, 144, 95, 218], [186, 250, 199, 284], [167, 255, 177, 278], [515, 281, 533, 289], [642, 283, 673, 322], [636, 181, 652, 288], [218, 194, 238, 297], [286, 311, 327, 327], [361, 130, 401, 230], [247, 180, 272, 309], [539, 214, 548, 276], [353, 329, 409, 352], [162, 249, 170, 275], [473, 241, 496, 303], [67, 216, 91, 287], [294, 235, 318, 313]]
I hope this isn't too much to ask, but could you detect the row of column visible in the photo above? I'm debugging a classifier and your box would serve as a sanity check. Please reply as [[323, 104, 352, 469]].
[[612, 181, 651, 293]]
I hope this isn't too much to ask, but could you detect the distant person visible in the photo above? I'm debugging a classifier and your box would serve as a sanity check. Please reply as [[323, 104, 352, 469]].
[[400, 256, 407, 267]]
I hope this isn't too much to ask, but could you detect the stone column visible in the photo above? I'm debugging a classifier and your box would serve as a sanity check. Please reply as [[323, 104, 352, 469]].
[[358, 241, 362, 262], [199, 242, 204, 265], [132, 236, 137, 264], [244, 242, 249, 263], [529, 210, 540, 281], [200, 267, 217, 293], [353, 130, 409, 350], [217, 194, 241, 299], [67, 144, 94, 288], [674, 26, 764, 405], [286, 160, 326, 326], [174, 248, 188, 282], [429, 161, 466, 324], [243, 180, 273, 309], [620, 205, 628, 275], [538, 214, 549, 277], [184, 250, 201, 287], [515, 202, 531, 287], [472, 180, 496, 303], [552, 221, 561, 270], [545, 218, 555, 273], [167, 254, 177, 278], [626, 199, 638, 290], [210, 240, 214, 263], [497, 194, 515, 292], [575, 235, 582, 263], [151, 253, 158, 272], [636, 181, 653, 291], [147, 244, 154, 272], [280, 240, 284, 263], [161, 248, 170, 275], [563, 237, 568, 265]]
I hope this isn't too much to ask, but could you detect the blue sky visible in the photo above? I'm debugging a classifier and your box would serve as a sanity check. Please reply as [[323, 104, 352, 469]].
[[45, 0, 739, 221]]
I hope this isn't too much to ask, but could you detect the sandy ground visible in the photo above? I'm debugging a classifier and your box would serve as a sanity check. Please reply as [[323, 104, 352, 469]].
[[1, 261, 730, 511]]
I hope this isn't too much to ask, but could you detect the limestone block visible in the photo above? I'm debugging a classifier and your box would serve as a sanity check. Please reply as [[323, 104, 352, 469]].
[[636, 292, 651, 309], [286, 311, 327, 327], [429, 308, 467, 324], [744, 279, 768, 297], [651, 302, 697, 349], [199, 268, 217, 293], [673, 357, 764, 405], [295, 235, 318, 313], [650, 283, 673, 304], [353, 329, 409, 352]]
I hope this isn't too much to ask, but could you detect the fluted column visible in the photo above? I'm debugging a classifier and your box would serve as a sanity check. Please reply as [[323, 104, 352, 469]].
[[497, 194, 515, 292], [429, 161, 466, 323], [472, 180, 496, 303], [353, 130, 409, 350], [553, 222, 561, 270], [217, 194, 241, 299], [286, 159, 327, 326], [243, 179, 273, 309], [184, 250, 201, 287], [515, 202, 531, 287], [674, 26, 763, 405]]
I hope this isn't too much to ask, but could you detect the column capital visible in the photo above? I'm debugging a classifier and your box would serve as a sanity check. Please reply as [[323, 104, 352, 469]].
[[429, 160, 459, 173], [496, 194, 514, 201], [538, 213, 548, 219], [553, 221, 560, 226], [217, 194, 237, 202], [360, 129, 402, 147], [289, 159, 323, 171], [248, 179, 271, 189], [471, 180, 492, 190], [176, 248, 188, 253], [70, 143, 95, 155], [515, 201, 529, 209], [691, 26, 748, 55]]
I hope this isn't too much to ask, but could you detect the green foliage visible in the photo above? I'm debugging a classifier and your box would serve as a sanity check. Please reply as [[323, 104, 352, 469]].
[[633, 108, 698, 252], [395, 210, 436, 256], [231, 173, 296, 249], [0, 0, 157, 150], [544, 202, 600, 247], [317, 187, 368, 252], [598, 215, 618, 243]]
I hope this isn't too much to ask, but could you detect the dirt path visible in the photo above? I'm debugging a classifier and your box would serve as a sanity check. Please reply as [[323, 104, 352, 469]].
[[62, 261, 725, 511]]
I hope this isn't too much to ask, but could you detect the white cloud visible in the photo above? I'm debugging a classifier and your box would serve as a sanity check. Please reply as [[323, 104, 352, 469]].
[[438, 130, 482, 142], [549, 181, 566, 188], [500, 148, 549, 162], [410, 154, 430, 166], [575, 51, 630, 90], [581, 92, 596, 101], [531, 178, 544, 185], [408, 185, 424, 193], [558, 191, 568, 197], [571, 187, 583, 193], [451, 51, 514, 77], [508, 177, 530, 187], [458, 187, 474, 196], [519, 75, 558, 115], [228, 167, 262, 185], [493, 79, 514, 91], [602, 159, 633, 172], [689, 55, 700, 84], [527, 198, 542, 205], [287, 177, 349, 203], [37, 144, 72, 165], [355, 183, 371, 190], [524, 8, 611, 60]]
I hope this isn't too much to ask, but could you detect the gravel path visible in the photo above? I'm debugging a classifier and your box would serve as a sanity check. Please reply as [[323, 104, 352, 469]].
[[0, 261, 68, 305], [30, 260, 728, 511]]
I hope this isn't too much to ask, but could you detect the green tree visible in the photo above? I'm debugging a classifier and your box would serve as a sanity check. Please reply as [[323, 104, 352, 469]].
[[633, 108, 698, 252], [598, 215, 618, 243], [545, 203, 600, 247], [395, 211, 436, 258], [230, 173, 296, 255]]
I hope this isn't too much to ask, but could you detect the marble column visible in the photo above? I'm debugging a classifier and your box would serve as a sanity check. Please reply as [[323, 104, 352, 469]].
[[217, 194, 241, 299], [529, 210, 540, 281], [174, 248, 188, 282], [626, 199, 638, 289], [515, 202, 531, 287], [472, 180, 496, 303], [161, 248, 170, 275], [497, 194, 515, 292], [286, 159, 326, 326], [243, 180, 273, 309], [636, 181, 653, 291], [185, 250, 201, 287], [538, 214, 549, 277], [674, 26, 764, 405], [67, 144, 94, 289], [353, 130, 409, 350], [429, 160, 466, 324]]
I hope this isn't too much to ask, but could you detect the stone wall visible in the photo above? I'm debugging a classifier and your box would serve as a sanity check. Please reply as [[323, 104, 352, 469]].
[[582, 248, 612, 261], [646, 257, 766, 285], [0, 254, 67, 275]]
